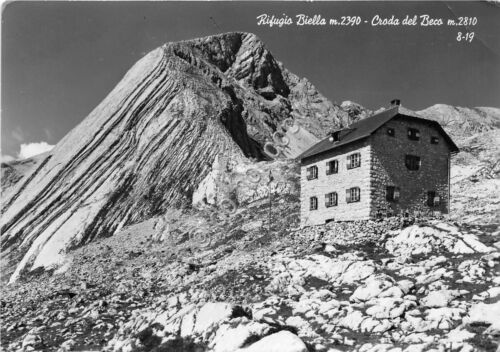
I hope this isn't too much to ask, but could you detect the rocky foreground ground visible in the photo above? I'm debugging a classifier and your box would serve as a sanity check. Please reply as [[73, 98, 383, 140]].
[[1, 129, 499, 352], [1, 191, 499, 352]]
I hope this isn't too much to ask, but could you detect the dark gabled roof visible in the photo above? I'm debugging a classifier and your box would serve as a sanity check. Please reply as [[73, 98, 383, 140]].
[[298, 105, 459, 161]]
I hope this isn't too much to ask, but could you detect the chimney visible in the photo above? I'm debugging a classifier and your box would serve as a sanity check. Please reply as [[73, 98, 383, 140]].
[[329, 130, 341, 143], [390, 99, 401, 106]]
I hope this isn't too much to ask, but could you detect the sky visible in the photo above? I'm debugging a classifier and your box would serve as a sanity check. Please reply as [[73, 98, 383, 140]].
[[2, 1, 500, 159]]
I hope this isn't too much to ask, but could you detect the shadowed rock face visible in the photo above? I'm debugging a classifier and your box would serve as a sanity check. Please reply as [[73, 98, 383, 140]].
[[0, 32, 346, 282]]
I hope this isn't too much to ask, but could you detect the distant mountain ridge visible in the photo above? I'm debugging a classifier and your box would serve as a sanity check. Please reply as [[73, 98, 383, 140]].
[[339, 101, 500, 138], [417, 104, 500, 137]]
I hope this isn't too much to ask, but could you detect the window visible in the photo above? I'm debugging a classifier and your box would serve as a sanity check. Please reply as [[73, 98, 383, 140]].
[[431, 136, 439, 144], [387, 127, 395, 137], [347, 153, 361, 169], [405, 155, 421, 170], [346, 187, 360, 203], [306, 166, 318, 180], [427, 191, 440, 207], [386, 186, 400, 202], [310, 196, 318, 210], [407, 128, 420, 141], [326, 160, 338, 175], [325, 192, 338, 207]]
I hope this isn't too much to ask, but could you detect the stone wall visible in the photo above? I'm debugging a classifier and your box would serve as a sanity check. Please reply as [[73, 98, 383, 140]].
[[369, 117, 451, 217], [300, 139, 372, 226]]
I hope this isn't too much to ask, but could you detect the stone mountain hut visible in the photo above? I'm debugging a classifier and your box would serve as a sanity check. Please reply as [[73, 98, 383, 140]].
[[298, 100, 459, 227]]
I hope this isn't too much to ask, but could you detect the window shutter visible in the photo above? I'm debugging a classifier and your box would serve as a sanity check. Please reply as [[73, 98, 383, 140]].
[[310, 197, 318, 210], [346, 189, 351, 203], [325, 194, 329, 207], [427, 191, 435, 206], [307, 166, 317, 179], [346, 155, 350, 169], [434, 196, 440, 206], [394, 187, 400, 201], [326, 161, 336, 175]]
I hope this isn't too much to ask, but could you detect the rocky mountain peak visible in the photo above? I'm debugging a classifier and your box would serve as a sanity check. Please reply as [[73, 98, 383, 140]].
[[155, 32, 289, 107], [0, 33, 344, 283]]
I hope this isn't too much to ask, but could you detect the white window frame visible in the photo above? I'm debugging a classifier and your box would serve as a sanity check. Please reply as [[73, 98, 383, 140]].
[[347, 153, 361, 170], [326, 160, 338, 175], [386, 186, 400, 202], [325, 192, 338, 207], [407, 128, 420, 141], [306, 165, 318, 180], [346, 187, 360, 203], [427, 191, 440, 207], [310, 196, 318, 210]]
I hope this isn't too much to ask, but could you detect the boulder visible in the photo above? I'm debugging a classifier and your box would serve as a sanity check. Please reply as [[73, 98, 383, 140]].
[[237, 330, 308, 352]]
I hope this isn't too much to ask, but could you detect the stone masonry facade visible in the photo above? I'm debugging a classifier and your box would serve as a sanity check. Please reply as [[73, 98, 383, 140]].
[[300, 139, 372, 226], [300, 116, 452, 227], [369, 117, 450, 218]]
